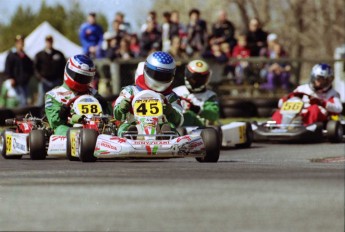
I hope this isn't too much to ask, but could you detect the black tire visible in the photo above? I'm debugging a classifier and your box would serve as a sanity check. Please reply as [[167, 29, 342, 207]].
[[326, 121, 343, 143], [0, 130, 22, 159], [0, 109, 16, 126], [209, 125, 223, 147], [176, 127, 187, 136], [29, 130, 47, 160], [79, 129, 98, 162], [196, 128, 220, 163], [66, 128, 81, 161], [235, 122, 253, 148]]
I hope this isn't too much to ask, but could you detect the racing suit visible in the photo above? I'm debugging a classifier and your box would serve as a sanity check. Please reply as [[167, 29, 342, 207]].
[[272, 83, 343, 125], [45, 83, 111, 135], [113, 74, 184, 136], [173, 85, 220, 126]]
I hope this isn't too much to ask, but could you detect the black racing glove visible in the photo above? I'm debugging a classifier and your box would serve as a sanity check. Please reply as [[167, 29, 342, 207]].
[[189, 103, 201, 114], [59, 104, 70, 121]]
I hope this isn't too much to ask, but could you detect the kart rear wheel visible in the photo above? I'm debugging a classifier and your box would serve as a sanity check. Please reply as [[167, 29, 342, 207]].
[[327, 121, 343, 143], [196, 128, 220, 163], [79, 129, 98, 162], [29, 130, 47, 160], [235, 122, 253, 148], [0, 130, 22, 159], [66, 128, 81, 161]]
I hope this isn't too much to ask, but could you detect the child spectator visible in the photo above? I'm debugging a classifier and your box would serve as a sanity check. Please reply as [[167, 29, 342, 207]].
[[231, 34, 251, 84], [129, 34, 141, 58]]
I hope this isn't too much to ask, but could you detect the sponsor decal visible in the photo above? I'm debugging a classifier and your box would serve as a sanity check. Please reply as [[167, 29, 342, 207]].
[[189, 141, 203, 148], [13, 138, 26, 151], [133, 141, 170, 145], [176, 135, 192, 143], [57, 91, 73, 96], [6, 134, 12, 153], [100, 141, 117, 150], [110, 137, 126, 143], [51, 136, 66, 141]]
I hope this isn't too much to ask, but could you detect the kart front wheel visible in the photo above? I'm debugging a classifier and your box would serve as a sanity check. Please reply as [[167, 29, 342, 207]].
[[29, 130, 47, 160], [66, 128, 81, 161], [327, 121, 343, 143], [196, 128, 220, 163], [79, 129, 98, 162], [0, 130, 22, 159]]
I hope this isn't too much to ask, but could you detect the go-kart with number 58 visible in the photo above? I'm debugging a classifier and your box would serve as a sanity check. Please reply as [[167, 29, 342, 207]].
[[69, 90, 220, 162]]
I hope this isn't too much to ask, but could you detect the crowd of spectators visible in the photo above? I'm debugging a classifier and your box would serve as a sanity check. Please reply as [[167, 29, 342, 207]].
[[1, 8, 292, 107], [78, 9, 292, 91]]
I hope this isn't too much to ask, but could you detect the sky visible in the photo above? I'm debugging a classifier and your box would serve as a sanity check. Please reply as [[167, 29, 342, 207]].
[[0, 0, 153, 32]]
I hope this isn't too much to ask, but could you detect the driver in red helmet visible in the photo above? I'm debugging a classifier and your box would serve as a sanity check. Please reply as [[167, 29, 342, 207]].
[[45, 54, 111, 135]]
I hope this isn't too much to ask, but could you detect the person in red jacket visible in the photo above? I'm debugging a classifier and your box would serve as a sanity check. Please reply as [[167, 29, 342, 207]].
[[272, 63, 343, 125], [231, 34, 251, 85]]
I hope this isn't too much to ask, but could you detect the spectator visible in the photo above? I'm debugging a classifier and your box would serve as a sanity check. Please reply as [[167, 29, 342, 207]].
[[140, 18, 162, 57], [129, 34, 141, 58], [161, 11, 172, 52], [202, 37, 228, 63], [186, 8, 208, 57], [231, 34, 251, 85], [140, 11, 160, 33], [260, 41, 292, 91], [79, 12, 104, 58], [168, 36, 188, 60], [4, 35, 34, 107], [34, 35, 66, 106], [101, 19, 127, 53], [107, 38, 134, 61], [246, 18, 268, 56], [105, 37, 118, 61], [170, 10, 187, 39], [114, 11, 132, 33], [211, 10, 237, 50]]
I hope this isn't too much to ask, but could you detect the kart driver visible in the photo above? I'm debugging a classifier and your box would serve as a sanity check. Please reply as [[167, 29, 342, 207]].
[[272, 63, 343, 125], [45, 54, 111, 135], [173, 60, 220, 126], [113, 51, 183, 136]]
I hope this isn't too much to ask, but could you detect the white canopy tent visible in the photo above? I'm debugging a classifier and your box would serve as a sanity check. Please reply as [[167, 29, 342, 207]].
[[0, 21, 82, 72]]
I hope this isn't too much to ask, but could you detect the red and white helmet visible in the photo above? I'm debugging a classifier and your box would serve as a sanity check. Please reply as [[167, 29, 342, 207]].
[[64, 54, 96, 92], [185, 60, 211, 93]]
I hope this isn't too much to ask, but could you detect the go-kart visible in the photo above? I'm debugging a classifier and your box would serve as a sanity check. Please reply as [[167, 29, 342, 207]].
[[68, 90, 220, 162], [0, 114, 53, 160], [177, 97, 253, 149], [252, 92, 344, 143]]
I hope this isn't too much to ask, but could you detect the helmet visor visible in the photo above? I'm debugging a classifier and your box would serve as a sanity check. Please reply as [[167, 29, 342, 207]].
[[66, 66, 93, 84], [185, 70, 210, 89], [144, 65, 174, 83]]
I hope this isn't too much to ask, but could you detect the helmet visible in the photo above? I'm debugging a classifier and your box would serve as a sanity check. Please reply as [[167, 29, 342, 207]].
[[185, 60, 211, 92], [144, 51, 176, 92], [64, 55, 96, 92], [310, 63, 334, 92]]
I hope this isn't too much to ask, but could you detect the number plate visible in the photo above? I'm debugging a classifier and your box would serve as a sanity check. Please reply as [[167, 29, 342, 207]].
[[6, 134, 12, 153], [134, 99, 163, 116], [281, 102, 303, 113], [77, 103, 102, 115]]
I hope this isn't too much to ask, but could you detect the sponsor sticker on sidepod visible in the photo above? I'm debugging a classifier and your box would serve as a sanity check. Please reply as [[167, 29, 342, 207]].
[[98, 139, 121, 153]]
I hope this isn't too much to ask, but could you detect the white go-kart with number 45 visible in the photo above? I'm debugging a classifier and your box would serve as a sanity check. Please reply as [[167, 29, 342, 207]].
[[68, 90, 220, 162]]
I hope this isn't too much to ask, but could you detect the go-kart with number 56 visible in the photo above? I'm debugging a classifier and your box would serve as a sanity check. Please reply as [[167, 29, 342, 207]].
[[253, 63, 344, 143]]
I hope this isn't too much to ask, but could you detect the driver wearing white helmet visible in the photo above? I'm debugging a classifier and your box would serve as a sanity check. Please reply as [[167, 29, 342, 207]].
[[272, 63, 343, 125], [113, 51, 183, 136]]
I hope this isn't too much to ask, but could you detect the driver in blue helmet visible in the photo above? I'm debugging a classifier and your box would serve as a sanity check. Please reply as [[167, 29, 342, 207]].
[[45, 54, 112, 135], [113, 51, 184, 136]]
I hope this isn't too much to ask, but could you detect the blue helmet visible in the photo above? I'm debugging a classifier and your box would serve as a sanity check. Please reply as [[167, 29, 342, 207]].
[[64, 54, 96, 92], [310, 63, 334, 92], [144, 51, 176, 92]]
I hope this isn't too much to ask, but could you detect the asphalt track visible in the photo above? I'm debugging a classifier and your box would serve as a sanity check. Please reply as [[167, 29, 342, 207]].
[[0, 142, 344, 232]]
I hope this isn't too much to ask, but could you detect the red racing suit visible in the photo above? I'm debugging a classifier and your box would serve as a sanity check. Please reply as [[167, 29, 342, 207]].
[[272, 84, 343, 125]]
